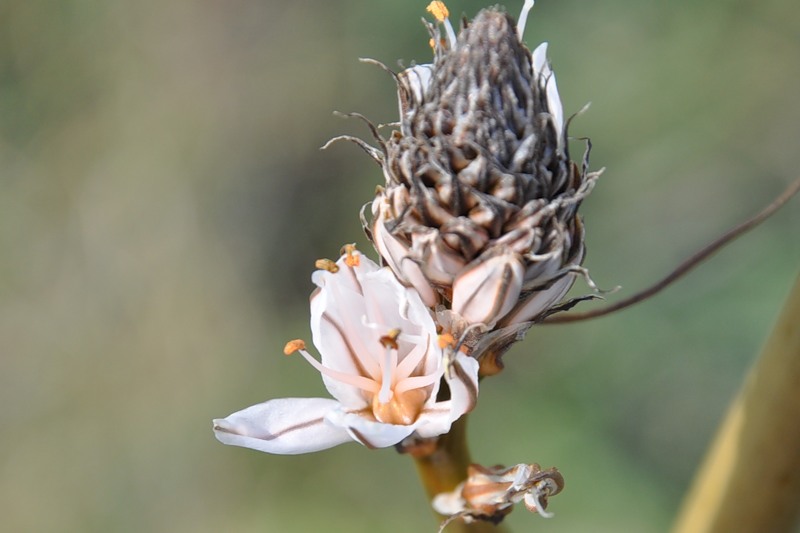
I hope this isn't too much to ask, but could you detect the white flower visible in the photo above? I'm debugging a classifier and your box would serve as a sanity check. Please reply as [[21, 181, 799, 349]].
[[213, 247, 479, 454]]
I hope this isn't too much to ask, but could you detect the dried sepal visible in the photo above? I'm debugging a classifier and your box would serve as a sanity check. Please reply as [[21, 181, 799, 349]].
[[433, 462, 564, 531]]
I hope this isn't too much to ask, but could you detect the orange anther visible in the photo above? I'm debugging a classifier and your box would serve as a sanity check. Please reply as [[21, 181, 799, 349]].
[[315, 258, 339, 273], [283, 339, 306, 355], [426, 1, 449, 23], [438, 332, 457, 350], [341, 243, 360, 267], [379, 328, 401, 350]]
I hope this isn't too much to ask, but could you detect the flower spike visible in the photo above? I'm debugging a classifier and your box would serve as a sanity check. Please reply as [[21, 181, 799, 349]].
[[361, 5, 600, 363]]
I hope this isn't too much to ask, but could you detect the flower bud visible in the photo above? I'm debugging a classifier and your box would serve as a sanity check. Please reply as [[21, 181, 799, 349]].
[[451, 252, 524, 327]]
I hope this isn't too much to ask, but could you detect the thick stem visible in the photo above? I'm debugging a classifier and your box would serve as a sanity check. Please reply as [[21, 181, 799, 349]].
[[412, 415, 509, 532], [671, 273, 800, 533]]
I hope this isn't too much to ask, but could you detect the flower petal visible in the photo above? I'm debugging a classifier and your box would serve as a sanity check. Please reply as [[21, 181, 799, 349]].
[[446, 353, 480, 419], [213, 397, 352, 455], [415, 353, 479, 439], [327, 410, 417, 449], [398, 63, 434, 125], [310, 256, 382, 407], [532, 42, 564, 143], [372, 200, 439, 306]]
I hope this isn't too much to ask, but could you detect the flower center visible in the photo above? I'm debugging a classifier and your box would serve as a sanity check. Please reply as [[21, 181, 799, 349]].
[[372, 388, 428, 426], [285, 332, 441, 427]]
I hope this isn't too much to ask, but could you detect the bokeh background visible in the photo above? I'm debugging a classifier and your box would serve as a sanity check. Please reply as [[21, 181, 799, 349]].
[[1, 0, 798, 531]]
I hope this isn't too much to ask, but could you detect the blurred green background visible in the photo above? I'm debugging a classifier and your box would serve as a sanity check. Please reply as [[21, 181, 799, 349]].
[[1, 0, 798, 531]]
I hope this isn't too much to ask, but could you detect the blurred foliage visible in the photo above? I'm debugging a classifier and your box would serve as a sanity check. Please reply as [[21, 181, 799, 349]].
[[1, 0, 798, 531]]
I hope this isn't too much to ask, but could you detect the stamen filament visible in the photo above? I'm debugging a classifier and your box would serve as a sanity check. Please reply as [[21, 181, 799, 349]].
[[394, 339, 432, 379], [378, 345, 397, 403], [394, 372, 441, 395], [295, 349, 380, 394]]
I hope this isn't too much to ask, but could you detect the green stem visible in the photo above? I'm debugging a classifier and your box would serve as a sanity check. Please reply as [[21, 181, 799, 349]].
[[671, 273, 800, 533], [412, 415, 509, 532]]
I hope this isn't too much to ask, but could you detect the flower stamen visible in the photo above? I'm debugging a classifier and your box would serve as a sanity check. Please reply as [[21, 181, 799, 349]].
[[284, 339, 380, 394], [341, 243, 360, 267], [394, 373, 440, 395], [426, 1, 457, 49], [377, 330, 401, 404], [379, 328, 401, 350], [438, 332, 456, 350], [315, 258, 339, 273], [283, 339, 306, 355]]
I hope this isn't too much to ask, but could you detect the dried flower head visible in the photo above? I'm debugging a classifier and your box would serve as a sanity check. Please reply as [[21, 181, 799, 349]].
[[432, 462, 565, 530], [359, 2, 601, 343]]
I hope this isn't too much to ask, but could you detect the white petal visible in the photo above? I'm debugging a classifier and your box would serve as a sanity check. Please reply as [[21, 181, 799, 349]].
[[446, 353, 480, 420], [372, 203, 438, 306], [327, 410, 416, 449], [398, 64, 434, 108], [415, 353, 479, 439], [532, 42, 564, 143], [309, 255, 389, 407], [452, 253, 524, 326], [531, 42, 548, 83], [517, 0, 535, 40], [213, 397, 352, 455], [360, 268, 415, 330], [310, 290, 375, 408]]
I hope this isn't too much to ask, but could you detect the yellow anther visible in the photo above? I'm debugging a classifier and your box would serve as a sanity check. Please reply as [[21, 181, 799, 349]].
[[426, 1, 449, 23], [379, 328, 401, 350], [315, 258, 339, 273], [341, 243, 360, 267], [428, 37, 447, 50], [438, 332, 457, 350], [283, 339, 306, 355]]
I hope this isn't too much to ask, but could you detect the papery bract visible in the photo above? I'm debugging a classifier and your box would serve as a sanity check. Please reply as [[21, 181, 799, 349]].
[[433, 462, 564, 530]]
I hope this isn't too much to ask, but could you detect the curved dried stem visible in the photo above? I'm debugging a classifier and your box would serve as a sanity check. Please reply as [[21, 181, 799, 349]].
[[545, 177, 800, 324]]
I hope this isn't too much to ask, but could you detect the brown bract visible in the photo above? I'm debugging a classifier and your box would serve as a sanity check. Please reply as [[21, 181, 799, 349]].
[[365, 8, 601, 366]]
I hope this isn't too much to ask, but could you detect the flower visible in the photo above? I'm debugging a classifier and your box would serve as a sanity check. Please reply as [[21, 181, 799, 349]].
[[365, 2, 601, 332], [432, 462, 564, 530], [213, 246, 479, 454]]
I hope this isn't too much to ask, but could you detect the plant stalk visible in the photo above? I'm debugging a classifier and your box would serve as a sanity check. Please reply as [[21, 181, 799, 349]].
[[671, 273, 800, 533], [412, 415, 509, 532]]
